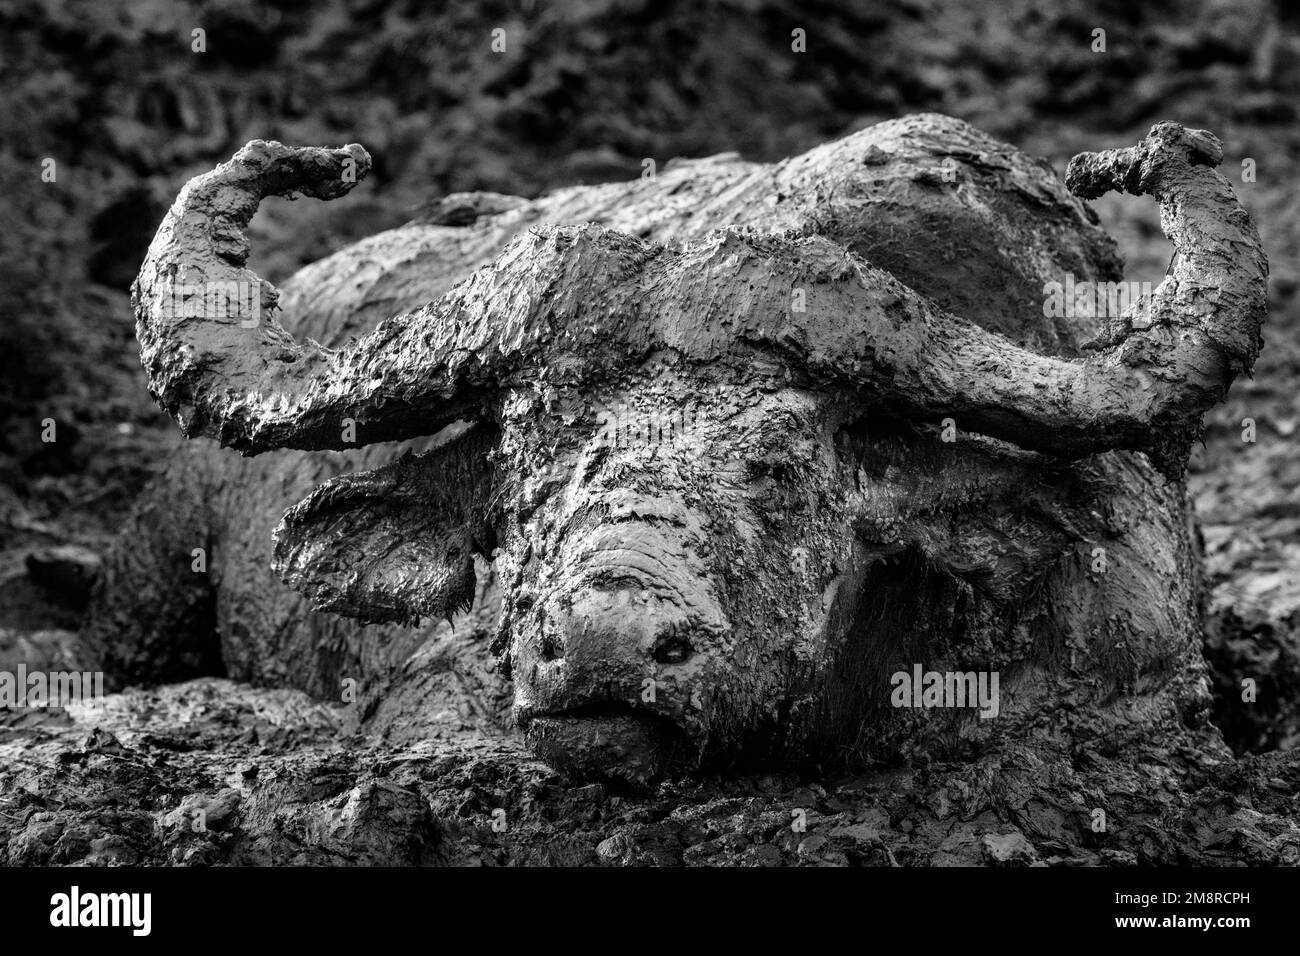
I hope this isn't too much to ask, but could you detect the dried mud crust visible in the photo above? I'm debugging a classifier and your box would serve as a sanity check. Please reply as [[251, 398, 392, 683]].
[[0, 678, 1296, 867]]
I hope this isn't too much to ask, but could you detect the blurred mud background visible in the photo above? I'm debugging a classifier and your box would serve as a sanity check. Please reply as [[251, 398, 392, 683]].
[[1, 0, 1298, 864]]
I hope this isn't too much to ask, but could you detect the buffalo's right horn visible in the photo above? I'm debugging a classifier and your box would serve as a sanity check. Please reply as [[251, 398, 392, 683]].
[[133, 140, 503, 454]]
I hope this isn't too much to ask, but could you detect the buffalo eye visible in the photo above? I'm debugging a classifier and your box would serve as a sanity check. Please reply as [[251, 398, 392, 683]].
[[653, 630, 694, 665], [746, 455, 811, 518]]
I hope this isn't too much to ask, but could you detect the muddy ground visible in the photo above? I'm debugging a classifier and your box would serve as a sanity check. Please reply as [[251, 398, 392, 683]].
[[1, 0, 1298, 864]]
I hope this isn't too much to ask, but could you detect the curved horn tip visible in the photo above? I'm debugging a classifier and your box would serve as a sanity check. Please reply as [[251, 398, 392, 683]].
[[1066, 123, 1226, 199], [1064, 146, 1140, 199], [224, 140, 373, 202]]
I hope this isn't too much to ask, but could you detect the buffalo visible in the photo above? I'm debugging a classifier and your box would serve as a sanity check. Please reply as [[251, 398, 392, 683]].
[[92, 115, 1265, 784]]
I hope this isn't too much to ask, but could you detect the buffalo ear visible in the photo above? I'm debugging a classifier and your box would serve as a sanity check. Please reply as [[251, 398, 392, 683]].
[[273, 427, 496, 626]]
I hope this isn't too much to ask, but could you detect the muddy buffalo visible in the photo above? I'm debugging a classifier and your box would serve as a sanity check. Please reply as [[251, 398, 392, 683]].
[[90, 115, 1265, 783]]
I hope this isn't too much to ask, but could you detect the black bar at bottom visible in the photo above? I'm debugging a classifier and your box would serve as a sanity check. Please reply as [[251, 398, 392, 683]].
[[0, 865, 1282, 943]]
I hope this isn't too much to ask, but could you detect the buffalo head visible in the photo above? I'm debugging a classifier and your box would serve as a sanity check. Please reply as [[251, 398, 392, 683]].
[[132, 120, 1266, 782]]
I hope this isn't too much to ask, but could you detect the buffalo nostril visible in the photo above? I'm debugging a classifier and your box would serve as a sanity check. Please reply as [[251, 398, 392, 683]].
[[541, 632, 562, 662], [653, 634, 693, 665]]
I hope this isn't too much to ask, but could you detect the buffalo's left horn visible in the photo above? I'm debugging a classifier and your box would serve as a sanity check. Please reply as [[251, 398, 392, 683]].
[[789, 122, 1266, 476]]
